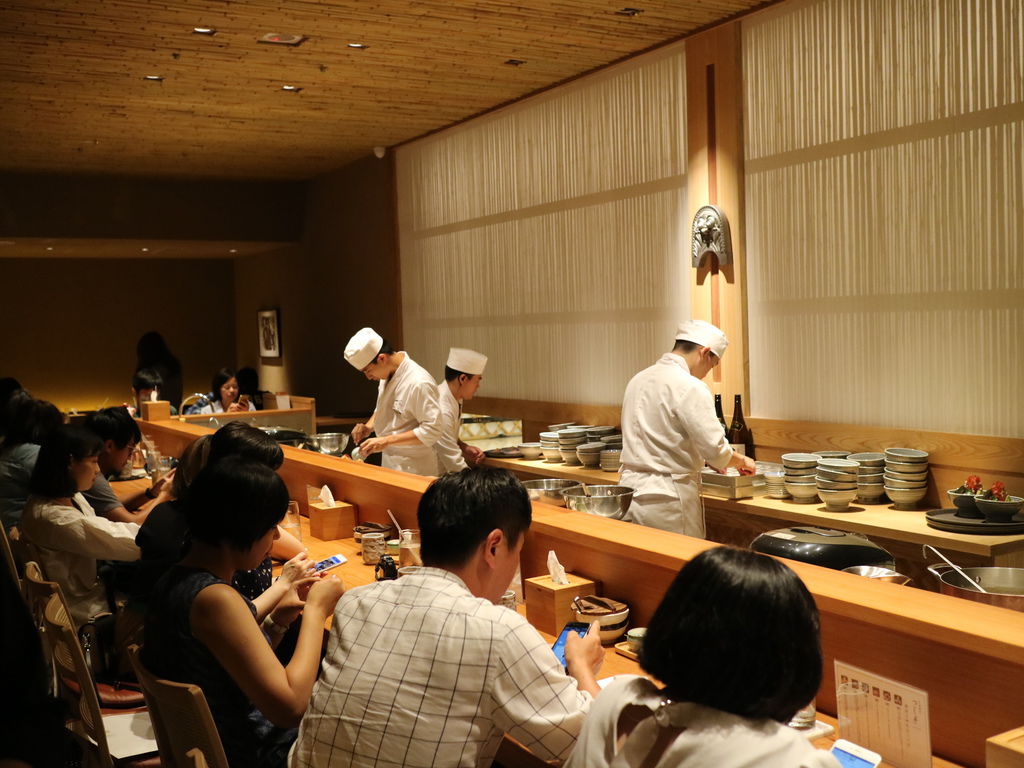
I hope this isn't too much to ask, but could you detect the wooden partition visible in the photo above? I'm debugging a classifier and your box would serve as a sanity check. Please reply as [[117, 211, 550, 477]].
[[174, 402, 317, 438], [138, 418, 1023, 767]]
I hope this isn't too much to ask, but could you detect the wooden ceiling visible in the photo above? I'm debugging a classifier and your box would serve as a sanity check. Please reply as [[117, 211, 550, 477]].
[[0, 0, 771, 181]]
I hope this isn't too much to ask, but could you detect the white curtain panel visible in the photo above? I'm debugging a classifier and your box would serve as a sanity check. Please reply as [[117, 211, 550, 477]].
[[397, 44, 689, 406], [743, 0, 1024, 436]]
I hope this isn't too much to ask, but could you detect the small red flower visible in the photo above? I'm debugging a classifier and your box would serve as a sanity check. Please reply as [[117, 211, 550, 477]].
[[990, 482, 1007, 502], [966, 475, 983, 493]]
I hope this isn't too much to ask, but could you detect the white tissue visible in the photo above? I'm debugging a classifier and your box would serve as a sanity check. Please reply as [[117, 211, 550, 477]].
[[319, 485, 335, 506], [547, 550, 569, 585]]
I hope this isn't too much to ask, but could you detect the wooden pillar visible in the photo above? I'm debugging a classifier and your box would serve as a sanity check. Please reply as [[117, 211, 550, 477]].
[[686, 22, 749, 413]]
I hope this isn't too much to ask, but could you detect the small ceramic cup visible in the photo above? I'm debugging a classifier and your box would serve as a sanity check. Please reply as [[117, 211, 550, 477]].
[[625, 627, 646, 653], [500, 589, 518, 611]]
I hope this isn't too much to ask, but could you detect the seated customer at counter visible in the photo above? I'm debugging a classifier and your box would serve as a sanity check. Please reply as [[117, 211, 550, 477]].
[[199, 367, 257, 414], [566, 546, 839, 768], [127, 367, 177, 416], [20, 426, 141, 626], [0, 392, 62, 531], [143, 457, 344, 768], [291, 468, 603, 768]]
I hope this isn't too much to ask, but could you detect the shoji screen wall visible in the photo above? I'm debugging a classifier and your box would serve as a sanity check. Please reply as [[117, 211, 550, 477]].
[[396, 44, 688, 406], [743, 0, 1023, 437]]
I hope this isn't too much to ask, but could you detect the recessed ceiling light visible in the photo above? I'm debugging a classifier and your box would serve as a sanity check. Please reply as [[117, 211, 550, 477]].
[[193, 27, 217, 35], [46, 246, 54, 251], [259, 33, 306, 46], [281, 84, 302, 92], [615, 7, 644, 16], [505, 59, 527, 66], [347, 43, 369, 49], [143, 75, 164, 81], [141, 247, 149, 252], [229, 248, 238, 254]]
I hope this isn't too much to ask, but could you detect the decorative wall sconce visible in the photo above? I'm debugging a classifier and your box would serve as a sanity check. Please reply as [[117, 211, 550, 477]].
[[691, 204, 732, 267]]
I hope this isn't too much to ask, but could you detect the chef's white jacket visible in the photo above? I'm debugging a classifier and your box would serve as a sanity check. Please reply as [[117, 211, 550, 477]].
[[620, 353, 733, 534], [433, 382, 468, 474], [373, 353, 443, 476]]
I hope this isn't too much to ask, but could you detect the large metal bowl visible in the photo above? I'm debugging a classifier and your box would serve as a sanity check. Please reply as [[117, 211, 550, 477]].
[[521, 479, 583, 507], [561, 485, 634, 519], [310, 432, 351, 456]]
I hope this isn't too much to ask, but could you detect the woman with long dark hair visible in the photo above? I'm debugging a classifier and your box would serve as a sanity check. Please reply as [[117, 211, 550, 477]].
[[199, 367, 256, 414]]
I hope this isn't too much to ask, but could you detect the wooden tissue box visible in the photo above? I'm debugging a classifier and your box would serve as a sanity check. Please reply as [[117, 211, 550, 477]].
[[308, 501, 356, 541], [140, 401, 171, 421], [524, 573, 601, 636]]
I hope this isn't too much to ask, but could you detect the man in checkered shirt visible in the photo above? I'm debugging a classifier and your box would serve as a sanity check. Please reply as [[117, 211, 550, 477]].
[[290, 468, 604, 767]]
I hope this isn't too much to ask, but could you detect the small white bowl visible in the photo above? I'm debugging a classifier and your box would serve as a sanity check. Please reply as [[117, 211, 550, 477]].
[[883, 474, 927, 489], [816, 467, 858, 483], [885, 459, 928, 474], [885, 448, 929, 463], [785, 482, 820, 503], [816, 477, 858, 490], [818, 488, 858, 510], [784, 466, 817, 477], [518, 443, 543, 460], [883, 469, 928, 483], [847, 452, 885, 466], [782, 453, 820, 468], [818, 458, 860, 472], [884, 485, 927, 509], [575, 607, 630, 645]]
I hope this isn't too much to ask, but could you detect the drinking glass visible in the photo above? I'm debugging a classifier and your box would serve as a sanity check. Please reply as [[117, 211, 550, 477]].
[[399, 529, 422, 567], [283, 501, 303, 543]]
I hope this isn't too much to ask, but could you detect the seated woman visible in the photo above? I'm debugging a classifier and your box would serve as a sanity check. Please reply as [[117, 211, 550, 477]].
[[20, 426, 141, 626], [199, 368, 256, 414], [143, 457, 344, 768], [566, 546, 839, 768]]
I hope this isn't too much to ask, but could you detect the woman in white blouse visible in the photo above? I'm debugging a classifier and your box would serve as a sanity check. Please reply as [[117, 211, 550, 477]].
[[565, 546, 840, 768], [199, 367, 256, 414], [21, 426, 141, 626]]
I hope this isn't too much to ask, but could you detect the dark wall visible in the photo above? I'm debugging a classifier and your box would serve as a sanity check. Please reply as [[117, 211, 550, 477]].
[[0, 172, 305, 241]]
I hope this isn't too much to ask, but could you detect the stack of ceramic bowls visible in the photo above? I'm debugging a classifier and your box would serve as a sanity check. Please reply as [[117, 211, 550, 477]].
[[883, 448, 929, 509], [815, 457, 859, 510], [576, 442, 605, 468], [600, 433, 623, 450], [600, 448, 621, 472], [548, 422, 575, 432], [813, 450, 850, 459], [558, 428, 588, 465], [781, 453, 819, 503], [847, 452, 885, 502], [539, 431, 562, 462], [587, 426, 616, 440]]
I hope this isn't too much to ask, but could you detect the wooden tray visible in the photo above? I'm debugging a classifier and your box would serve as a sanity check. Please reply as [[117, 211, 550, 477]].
[[613, 641, 638, 661]]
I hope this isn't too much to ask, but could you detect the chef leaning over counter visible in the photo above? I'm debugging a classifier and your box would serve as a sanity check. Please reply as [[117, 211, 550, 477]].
[[620, 320, 756, 538], [433, 347, 488, 474], [345, 327, 443, 477]]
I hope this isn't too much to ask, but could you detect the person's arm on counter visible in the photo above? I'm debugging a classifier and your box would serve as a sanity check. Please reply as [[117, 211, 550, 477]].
[[83, 471, 174, 524]]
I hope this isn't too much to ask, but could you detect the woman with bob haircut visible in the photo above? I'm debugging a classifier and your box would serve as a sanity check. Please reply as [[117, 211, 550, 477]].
[[20, 426, 141, 626], [143, 457, 344, 768], [199, 367, 256, 414], [565, 546, 839, 768]]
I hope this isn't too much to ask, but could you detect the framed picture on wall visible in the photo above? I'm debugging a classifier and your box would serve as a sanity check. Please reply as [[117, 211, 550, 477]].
[[258, 308, 281, 359]]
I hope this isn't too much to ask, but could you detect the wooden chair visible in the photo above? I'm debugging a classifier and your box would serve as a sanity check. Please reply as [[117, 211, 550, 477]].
[[126, 645, 229, 768], [41, 594, 159, 767], [0, 522, 21, 590], [185, 748, 209, 768]]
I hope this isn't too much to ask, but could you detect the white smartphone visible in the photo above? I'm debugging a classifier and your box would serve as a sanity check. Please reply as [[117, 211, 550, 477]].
[[310, 554, 348, 574], [830, 739, 882, 768]]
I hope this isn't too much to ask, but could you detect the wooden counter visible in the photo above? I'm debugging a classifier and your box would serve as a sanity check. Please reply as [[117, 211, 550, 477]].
[[484, 456, 1024, 584], [137, 419, 1024, 767]]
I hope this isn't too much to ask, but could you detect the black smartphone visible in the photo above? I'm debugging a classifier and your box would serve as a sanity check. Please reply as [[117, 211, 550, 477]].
[[551, 621, 590, 667]]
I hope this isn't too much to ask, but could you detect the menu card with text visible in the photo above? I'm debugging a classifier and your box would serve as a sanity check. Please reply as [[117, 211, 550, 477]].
[[834, 661, 931, 768]]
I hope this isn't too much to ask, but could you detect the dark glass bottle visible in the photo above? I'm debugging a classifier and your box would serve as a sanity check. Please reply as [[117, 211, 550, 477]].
[[727, 394, 755, 459], [714, 394, 728, 437]]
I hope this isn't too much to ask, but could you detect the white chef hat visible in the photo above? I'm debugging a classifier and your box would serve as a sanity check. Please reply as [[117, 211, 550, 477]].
[[675, 319, 729, 358], [447, 347, 488, 376], [344, 327, 384, 370]]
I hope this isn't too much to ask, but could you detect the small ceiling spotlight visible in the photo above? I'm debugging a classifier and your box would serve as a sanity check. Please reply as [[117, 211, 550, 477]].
[[281, 84, 302, 92], [141, 247, 149, 252], [259, 33, 306, 46], [373, 146, 386, 159], [193, 26, 217, 35], [143, 75, 164, 81], [347, 42, 369, 49]]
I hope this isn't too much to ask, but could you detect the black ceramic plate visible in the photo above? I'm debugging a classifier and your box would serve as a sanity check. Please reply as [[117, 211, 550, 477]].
[[925, 508, 1024, 535]]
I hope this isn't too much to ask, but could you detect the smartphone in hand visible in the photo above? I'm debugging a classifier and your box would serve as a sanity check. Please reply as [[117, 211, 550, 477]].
[[830, 739, 881, 768], [551, 622, 591, 668], [310, 554, 348, 574]]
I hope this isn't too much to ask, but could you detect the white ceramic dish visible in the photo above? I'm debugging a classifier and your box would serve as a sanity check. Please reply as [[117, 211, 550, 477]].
[[818, 488, 858, 510], [782, 453, 820, 468], [885, 448, 929, 463]]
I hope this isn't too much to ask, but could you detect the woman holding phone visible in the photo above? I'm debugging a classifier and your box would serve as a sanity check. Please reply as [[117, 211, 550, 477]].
[[199, 367, 256, 414]]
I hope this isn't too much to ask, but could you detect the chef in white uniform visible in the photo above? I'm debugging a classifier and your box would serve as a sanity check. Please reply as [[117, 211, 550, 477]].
[[345, 327, 443, 476], [620, 320, 756, 537], [433, 347, 488, 473]]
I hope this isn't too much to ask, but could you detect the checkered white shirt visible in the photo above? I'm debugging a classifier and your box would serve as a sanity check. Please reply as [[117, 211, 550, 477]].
[[289, 567, 592, 767]]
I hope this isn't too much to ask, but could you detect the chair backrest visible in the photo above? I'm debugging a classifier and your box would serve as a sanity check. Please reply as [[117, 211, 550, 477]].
[[41, 592, 114, 768], [127, 644, 230, 768], [0, 523, 20, 589], [186, 747, 210, 768], [23, 560, 63, 626]]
